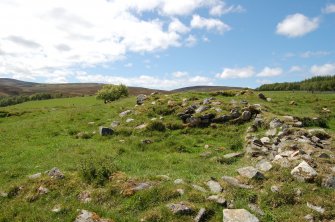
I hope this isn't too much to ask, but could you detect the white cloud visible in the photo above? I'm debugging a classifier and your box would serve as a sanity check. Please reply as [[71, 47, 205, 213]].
[[216, 66, 255, 79], [185, 35, 197, 47], [256, 79, 272, 84], [289, 66, 304, 73], [322, 4, 335, 14], [257, 67, 283, 77], [300, 51, 331, 58], [191, 15, 231, 33], [172, 71, 188, 78], [74, 72, 213, 90], [0, 0, 235, 83], [124, 63, 133, 68], [276, 13, 319, 37], [310, 63, 335, 76], [209, 3, 245, 16], [168, 18, 190, 34]]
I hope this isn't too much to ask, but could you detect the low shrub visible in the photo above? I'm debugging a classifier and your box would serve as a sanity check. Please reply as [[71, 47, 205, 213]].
[[147, 121, 166, 132]]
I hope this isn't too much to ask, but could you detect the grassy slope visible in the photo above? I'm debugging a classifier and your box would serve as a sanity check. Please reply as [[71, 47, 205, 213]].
[[0, 91, 334, 221]]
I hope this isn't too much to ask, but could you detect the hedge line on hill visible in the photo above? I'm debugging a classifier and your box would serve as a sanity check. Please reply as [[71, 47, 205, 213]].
[[257, 75, 335, 91], [0, 93, 60, 107]]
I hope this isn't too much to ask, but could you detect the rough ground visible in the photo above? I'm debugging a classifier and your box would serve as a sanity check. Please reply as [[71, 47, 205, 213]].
[[0, 90, 334, 221]]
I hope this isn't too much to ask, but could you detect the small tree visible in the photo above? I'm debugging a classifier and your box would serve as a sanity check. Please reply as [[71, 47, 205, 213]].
[[96, 84, 129, 103]]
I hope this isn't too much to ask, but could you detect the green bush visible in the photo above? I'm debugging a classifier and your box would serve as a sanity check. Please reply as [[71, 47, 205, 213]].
[[147, 121, 166, 132], [96, 84, 128, 103], [80, 156, 118, 186]]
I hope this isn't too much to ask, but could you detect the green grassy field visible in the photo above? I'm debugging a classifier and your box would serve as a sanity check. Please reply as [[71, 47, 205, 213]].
[[0, 91, 334, 222]]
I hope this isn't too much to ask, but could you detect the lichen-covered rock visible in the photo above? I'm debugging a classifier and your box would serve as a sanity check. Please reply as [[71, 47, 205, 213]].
[[206, 180, 223, 193], [223, 209, 259, 222], [291, 161, 317, 182], [237, 167, 265, 180], [74, 210, 113, 222], [136, 94, 147, 105], [166, 202, 193, 215]]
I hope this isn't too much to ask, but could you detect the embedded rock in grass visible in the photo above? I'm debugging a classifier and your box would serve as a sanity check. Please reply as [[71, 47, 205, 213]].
[[230, 109, 241, 119], [223, 209, 259, 222], [192, 184, 207, 193], [195, 105, 209, 113], [237, 167, 265, 180], [269, 118, 283, 129], [119, 110, 132, 117], [78, 191, 92, 203], [37, 186, 49, 195], [241, 111, 252, 121], [256, 160, 272, 172], [110, 121, 120, 128], [74, 210, 113, 222], [136, 94, 147, 105], [28, 173, 41, 179], [203, 98, 213, 105], [212, 115, 231, 123], [307, 202, 325, 214], [194, 208, 206, 222], [166, 202, 193, 215], [99, 126, 113, 136], [132, 182, 151, 191], [223, 152, 244, 159], [206, 180, 223, 193], [48, 167, 64, 179], [135, 123, 147, 130], [174, 179, 184, 184], [221, 176, 253, 189], [207, 195, 227, 206], [308, 129, 330, 140], [265, 128, 277, 137], [248, 203, 265, 216], [291, 161, 317, 182], [322, 175, 335, 189], [141, 139, 153, 144], [258, 93, 267, 100], [126, 118, 134, 123]]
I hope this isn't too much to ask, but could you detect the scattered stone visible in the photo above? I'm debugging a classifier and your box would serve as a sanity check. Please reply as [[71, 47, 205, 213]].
[[166, 203, 193, 215], [204, 144, 209, 149], [88, 122, 95, 125], [256, 160, 273, 172], [269, 118, 283, 129], [289, 101, 296, 105], [272, 155, 291, 168], [48, 167, 64, 179], [304, 214, 314, 222], [174, 179, 184, 184], [223, 152, 244, 159], [195, 105, 209, 113], [237, 167, 265, 180], [260, 137, 270, 144], [307, 202, 325, 214], [207, 195, 227, 206], [141, 139, 153, 144], [270, 185, 280, 193], [132, 182, 151, 191], [265, 128, 277, 137], [266, 98, 272, 102], [156, 175, 170, 181], [194, 208, 206, 222], [248, 203, 264, 216], [308, 129, 330, 140], [119, 110, 132, 117], [135, 124, 147, 130], [318, 153, 330, 158], [291, 161, 317, 182], [176, 189, 185, 195], [221, 176, 253, 189], [258, 93, 267, 101], [38, 186, 49, 195], [199, 151, 212, 157], [0, 191, 8, 197], [126, 118, 134, 123], [293, 121, 303, 127], [78, 191, 92, 203], [223, 209, 259, 222], [167, 100, 176, 107], [322, 175, 335, 188], [51, 204, 62, 213], [203, 98, 213, 105], [28, 173, 42, 179], [241, 111, 252, 121], [206, 180, 223, 193], [74, 210, 112, 222], [151, 101, 156, 105], [192, 184, 207, 193], [137, 94, 147, 105], [110, 121, 120, 128], [99, 126, 113, 136]]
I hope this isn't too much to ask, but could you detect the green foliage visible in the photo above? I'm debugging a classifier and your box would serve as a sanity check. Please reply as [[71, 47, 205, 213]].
[[0, 93, 55, 107], [147, 121, 166, 132], [96, 84, 128, 103], [257, 75, 335, 91], [80, 156, 118, 186]]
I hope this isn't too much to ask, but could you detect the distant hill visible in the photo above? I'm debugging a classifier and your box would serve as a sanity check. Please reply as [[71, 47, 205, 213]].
[[257, 75, 335, 91], [0, 78, 243, 97], [172, 85, 244, 93], [0, 78, 166, 97]]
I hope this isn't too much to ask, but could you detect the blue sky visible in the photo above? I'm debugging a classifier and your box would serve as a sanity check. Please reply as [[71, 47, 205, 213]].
[[0, 0, 334, 89]]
